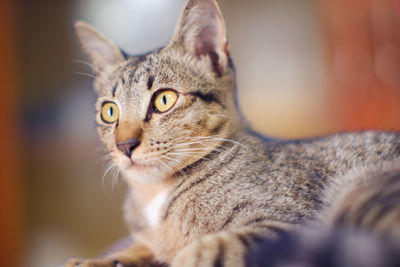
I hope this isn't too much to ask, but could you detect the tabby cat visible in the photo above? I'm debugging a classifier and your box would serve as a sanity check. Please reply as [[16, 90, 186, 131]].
[[67, 0, 400, 266]]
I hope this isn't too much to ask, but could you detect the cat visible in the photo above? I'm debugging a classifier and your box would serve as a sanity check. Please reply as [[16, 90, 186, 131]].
[[67, 0, 400, 266], [246, 163, 400, 267]]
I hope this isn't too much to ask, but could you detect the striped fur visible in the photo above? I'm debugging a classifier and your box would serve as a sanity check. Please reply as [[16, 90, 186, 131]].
[[68, 0, 400, 266]]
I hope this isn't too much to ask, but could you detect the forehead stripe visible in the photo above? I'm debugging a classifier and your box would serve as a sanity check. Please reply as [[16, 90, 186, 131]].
[[112, 84, 117, 97], [147, 76, 154, 90], [112, 78, 126, 97]]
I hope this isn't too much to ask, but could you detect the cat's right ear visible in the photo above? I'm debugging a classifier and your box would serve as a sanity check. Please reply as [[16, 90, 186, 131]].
[[170, 0, 230, 77], [74, 21, 125, 73]]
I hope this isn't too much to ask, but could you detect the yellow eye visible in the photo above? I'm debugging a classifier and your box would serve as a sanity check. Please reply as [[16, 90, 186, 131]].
[[154, 90, 178, 112], [101, 102, 119, 123]]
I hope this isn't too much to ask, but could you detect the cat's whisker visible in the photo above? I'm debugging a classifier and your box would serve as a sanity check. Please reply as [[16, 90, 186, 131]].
[[111, 166, 121, 188], [85, 47, 113, 69], [75, 71, 113, 88], [190, 139, 232, 151], [74, 59, 114, 85], [174, 148, 211, 152], [175, 145, 231, 154], [159, 156, 186, 177], [167, 152, 212, 162], [155, 158, 173, 174], [102, 162, 118, 188], [175, 139, 220, 148], [176, 139, 230, 151], [174, 139, 239, 159], [191, 140, 236, 155], [176, 147, 235, 158], [186, 136, 249, 150], [74, 59, 101, 73]]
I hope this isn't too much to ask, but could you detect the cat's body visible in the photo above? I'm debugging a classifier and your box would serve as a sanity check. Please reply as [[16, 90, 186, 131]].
[[123, 130, 400, 264], [68, 0, 400, 266]]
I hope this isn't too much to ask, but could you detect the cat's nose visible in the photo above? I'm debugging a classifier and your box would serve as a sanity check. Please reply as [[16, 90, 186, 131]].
[[117, 138, 140, 158]]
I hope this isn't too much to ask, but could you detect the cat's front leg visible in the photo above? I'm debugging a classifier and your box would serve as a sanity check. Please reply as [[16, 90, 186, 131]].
[[172, 224, 290, 267], [64, 243, 162, 267]]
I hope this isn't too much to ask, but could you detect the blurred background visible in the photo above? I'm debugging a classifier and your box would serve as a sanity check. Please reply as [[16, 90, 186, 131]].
[[1, 0, 400, 266]]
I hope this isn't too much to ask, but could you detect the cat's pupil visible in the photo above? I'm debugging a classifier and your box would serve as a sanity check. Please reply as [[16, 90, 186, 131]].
[[108, 107, 113, 116], [163, 95, 167, 105]]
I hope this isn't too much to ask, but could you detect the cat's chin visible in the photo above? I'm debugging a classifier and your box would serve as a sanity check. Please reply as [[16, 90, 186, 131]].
[[121, 163, 170, 184]]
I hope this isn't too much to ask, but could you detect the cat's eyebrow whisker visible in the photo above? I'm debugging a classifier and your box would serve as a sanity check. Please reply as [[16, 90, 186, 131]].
[[84, 47, 113, 70], [75, 71, 113, 88], [74, 59, 114, 87], [75, 72, 113, 89], [74, 59, 108, 77]]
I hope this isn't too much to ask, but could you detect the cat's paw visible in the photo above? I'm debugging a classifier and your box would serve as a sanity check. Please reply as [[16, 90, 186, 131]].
[[63, 257, 130, 267], [172, 232, 245, 267]]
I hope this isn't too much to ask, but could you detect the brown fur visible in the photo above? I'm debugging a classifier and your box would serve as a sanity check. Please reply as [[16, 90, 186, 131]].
[[67, 0, 400, 266]]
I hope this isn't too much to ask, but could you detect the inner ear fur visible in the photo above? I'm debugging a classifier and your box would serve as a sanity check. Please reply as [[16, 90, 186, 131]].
[[74, 21, 125, 74], [171, 0, 230, 76]]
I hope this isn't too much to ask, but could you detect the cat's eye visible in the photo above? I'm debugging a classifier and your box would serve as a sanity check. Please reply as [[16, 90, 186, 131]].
[[153, 90, 178, 113], [101, 102, 119, 123]]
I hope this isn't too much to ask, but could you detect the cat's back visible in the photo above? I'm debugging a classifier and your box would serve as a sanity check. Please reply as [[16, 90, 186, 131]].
[[221, 130, 400, 222], [257, 130, 400, 176]]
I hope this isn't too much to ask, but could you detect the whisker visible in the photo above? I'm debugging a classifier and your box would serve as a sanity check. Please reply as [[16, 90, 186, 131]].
[[75, 71, 113, 88], [111, 167, 121, 188], [160, 155, 186, 177], [184, 135, 249, 149], [102, 162, 118, 188], [175, 139, 230, 152], [175, 139, 220, 147], [167, 152, 212, 161], [155, 158, 173, 174], [74, 59, 113, 84]]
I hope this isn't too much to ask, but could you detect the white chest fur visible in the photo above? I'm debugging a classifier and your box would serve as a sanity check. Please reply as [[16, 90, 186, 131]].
[[144, 191, 168, 227]]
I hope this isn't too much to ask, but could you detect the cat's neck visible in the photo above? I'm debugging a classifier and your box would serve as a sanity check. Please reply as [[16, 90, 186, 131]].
[[128, 177, 177, 206], [127, 128, 256, 205], [174, 128, 256, 177]]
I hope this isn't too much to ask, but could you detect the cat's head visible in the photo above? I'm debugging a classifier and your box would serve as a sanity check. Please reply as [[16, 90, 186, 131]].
[[75, 0, 241, 183]]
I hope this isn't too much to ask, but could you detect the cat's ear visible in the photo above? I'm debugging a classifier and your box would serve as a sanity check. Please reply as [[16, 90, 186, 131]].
[[171, 0, 230, 76], [74, 21, 125, 73]]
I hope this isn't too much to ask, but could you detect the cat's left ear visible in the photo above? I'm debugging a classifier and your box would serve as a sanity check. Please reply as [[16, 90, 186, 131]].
[[171, 0, 230, 77], [74, 21, 125, 74]]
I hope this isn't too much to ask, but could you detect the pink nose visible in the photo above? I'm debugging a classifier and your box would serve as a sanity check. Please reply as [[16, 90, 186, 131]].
[[117, 139, 140, 158]]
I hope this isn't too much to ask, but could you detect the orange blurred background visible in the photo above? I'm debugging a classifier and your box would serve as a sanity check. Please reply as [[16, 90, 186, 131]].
[[1, 0, 399, 266]]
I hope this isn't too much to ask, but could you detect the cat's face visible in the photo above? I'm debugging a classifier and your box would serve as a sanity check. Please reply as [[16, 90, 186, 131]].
[[76, 0, 239, 183]]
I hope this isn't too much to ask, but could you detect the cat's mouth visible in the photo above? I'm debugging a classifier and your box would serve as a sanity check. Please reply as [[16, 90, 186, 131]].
[[127, 159, 147, 168], [125, 157, 160, 169]]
